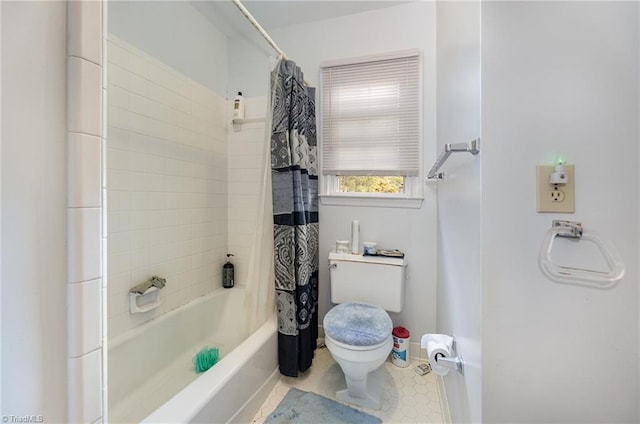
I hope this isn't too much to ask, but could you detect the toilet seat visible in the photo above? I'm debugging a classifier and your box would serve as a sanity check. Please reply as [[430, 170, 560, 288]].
[[323, 302, 393, 347], [325, 334, 391, 351]]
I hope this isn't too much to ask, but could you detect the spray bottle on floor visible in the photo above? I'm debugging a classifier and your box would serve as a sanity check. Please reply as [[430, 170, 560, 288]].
[[223, 254, 234, 288]]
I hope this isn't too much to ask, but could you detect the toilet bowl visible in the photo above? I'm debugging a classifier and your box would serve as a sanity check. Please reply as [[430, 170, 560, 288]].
[[323, 302, 393, 409], [325, 252, 407, 409]]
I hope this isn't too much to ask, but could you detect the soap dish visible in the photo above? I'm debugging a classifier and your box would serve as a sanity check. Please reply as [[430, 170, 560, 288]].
[[129, 286, 161, 314]]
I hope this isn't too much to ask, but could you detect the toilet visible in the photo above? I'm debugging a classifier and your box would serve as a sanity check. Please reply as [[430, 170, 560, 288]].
[[323, 252, 407, 409]]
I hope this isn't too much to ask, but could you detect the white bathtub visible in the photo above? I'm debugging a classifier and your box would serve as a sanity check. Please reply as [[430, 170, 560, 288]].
[[108, 287, 278, 423]]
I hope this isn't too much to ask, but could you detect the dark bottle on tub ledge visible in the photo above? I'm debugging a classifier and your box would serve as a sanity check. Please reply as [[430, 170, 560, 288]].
[[223, 253, 235, 288]]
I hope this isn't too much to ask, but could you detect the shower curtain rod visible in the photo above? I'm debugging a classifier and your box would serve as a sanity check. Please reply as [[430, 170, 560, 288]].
[[232, 0, 288, 59]]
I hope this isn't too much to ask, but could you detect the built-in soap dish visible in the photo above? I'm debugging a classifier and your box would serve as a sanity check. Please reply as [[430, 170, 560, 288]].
[[129, 275, 166, 314]]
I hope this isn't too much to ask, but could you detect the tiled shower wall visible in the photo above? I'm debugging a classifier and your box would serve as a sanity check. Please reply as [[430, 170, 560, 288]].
[[67, 2, 104, 422], [106, 35, 228, 339]]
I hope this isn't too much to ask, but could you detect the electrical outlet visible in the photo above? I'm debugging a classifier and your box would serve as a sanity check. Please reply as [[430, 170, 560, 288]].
[[536, 164, 575, 213], [549, 189, 565, 202]]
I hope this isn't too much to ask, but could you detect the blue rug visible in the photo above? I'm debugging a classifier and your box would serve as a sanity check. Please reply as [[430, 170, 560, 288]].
[[264, 388, 382, 424]]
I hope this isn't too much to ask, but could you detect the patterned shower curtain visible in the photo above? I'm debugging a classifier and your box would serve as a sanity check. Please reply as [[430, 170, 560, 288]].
[[270, 59, 319, 377]]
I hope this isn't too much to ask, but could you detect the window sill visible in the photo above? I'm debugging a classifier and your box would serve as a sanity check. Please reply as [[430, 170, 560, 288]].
[[319, 194, 424, 209]]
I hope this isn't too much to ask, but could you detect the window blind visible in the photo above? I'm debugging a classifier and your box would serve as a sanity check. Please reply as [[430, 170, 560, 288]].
[[321, 52, 420, 176]]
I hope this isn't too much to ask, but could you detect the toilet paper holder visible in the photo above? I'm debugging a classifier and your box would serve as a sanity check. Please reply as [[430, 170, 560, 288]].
[[434, 352, 464, 375], [436, 336, 464, 375], [422, 334, 464, 376]]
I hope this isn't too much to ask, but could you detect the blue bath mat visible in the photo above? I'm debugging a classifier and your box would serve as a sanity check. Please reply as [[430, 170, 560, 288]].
[[264, 388, 382, 424]]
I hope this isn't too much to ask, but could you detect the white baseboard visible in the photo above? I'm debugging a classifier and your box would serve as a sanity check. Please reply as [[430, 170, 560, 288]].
[[409, 341, 428, 361], [413, 340, 451, 423], [436, 375, 452, 424]]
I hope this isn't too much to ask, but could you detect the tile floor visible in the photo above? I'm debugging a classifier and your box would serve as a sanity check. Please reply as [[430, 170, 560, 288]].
[[252, 346, 445, 423]]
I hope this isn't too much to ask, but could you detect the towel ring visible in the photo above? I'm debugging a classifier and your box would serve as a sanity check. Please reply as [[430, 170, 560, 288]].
[[538, 220, 625, 289]]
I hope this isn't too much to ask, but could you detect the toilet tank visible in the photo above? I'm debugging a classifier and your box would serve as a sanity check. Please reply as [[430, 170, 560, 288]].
[[328, 252, 407, 313]]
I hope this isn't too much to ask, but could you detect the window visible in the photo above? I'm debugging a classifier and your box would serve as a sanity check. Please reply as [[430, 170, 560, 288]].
[[320, 50, 422, 207]]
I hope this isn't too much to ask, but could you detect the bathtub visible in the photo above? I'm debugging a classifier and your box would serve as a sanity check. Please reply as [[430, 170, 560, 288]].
[[108, 287, 278, 423]]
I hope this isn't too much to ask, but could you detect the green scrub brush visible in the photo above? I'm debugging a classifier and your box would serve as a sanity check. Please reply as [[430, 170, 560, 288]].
[[193, 346, 219, 373]]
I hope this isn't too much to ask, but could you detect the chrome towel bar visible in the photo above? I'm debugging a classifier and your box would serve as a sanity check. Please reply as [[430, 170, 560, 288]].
[[427, 138, 480, 180]]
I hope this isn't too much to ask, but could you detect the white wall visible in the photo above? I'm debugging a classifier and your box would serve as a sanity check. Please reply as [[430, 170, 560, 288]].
[[228, 1, 440, 343], [1, 1, 68, 420], [436, 2, 482, 423], [481, 2, 639, 422], [227, 36, 274, 98], [108, 1, 228, 95]]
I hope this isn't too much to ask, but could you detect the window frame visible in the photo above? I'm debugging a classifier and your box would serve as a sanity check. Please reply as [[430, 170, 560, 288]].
[[318, 49, 424, 209]]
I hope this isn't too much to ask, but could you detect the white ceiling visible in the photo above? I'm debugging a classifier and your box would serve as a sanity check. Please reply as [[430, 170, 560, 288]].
[[193, 0, 409, 37]]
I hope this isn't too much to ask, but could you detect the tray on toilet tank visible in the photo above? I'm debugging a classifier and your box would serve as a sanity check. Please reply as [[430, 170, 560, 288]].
[[329, 251, 407, 267]]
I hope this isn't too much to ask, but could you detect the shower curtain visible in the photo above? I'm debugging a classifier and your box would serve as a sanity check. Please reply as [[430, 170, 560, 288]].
[[244, 77, 276, 336], [270, 59, 319, 377]]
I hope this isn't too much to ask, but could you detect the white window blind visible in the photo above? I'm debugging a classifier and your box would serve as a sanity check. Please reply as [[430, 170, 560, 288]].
[[321, 51, 420, 177]]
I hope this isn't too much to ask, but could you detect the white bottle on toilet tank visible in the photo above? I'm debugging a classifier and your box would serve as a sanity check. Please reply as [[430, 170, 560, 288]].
[[350, 220, 360, 254]]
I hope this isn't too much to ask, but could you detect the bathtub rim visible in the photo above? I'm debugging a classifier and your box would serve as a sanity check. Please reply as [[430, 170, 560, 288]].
[[140, 311, 277, 423]]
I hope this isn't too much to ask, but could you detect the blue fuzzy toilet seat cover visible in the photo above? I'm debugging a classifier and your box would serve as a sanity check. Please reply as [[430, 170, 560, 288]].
[[324, 302, 392, 347]]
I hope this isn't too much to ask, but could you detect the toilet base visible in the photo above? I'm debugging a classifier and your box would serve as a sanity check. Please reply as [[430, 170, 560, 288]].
[[336, 368, 382, 409]]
